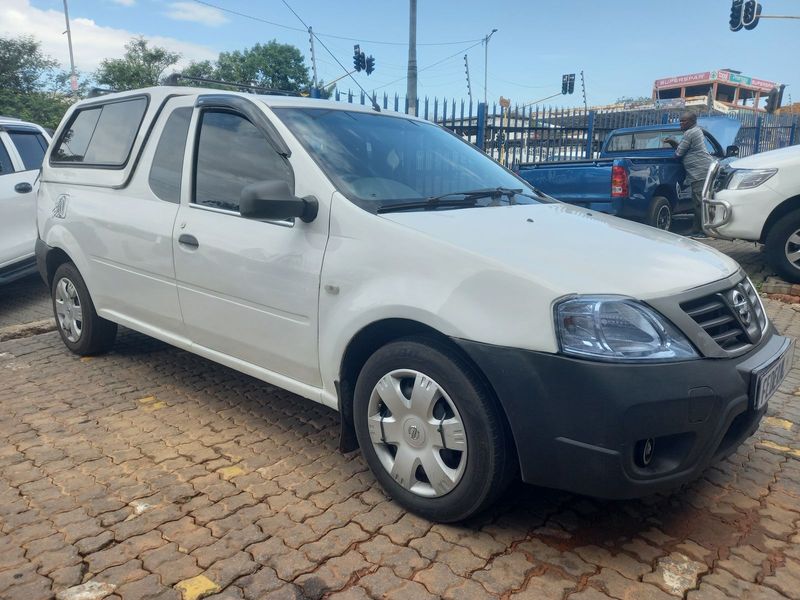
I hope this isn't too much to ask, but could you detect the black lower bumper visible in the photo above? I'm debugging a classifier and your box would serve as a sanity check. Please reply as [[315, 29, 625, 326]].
[[455, 330, 788, 499]]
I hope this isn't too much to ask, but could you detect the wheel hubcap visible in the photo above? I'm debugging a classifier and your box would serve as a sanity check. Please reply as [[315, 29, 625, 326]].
[[656, 205, 671, 230], [367, 369, 467, 498], [54, 277, 83, 343], [785, 230, 800, 269]]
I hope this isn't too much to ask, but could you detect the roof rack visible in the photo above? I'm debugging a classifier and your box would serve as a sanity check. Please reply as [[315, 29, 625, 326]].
[[88, 87, 117, 98], [162, 73, 300, 97]]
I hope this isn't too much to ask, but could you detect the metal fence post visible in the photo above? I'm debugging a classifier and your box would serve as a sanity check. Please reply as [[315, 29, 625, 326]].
[[790, 120, 797, 146], [585, 110, 596, 159], [476, 102, 487, 152], [754, 116, 762, 154]]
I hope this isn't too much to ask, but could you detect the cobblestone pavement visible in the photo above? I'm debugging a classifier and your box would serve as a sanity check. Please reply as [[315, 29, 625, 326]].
[[0, 275, 52, 330], [2, 243, 800, 600]]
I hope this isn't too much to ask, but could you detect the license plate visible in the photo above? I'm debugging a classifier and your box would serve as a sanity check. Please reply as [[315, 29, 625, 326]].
[[751, 339, 794, 411]]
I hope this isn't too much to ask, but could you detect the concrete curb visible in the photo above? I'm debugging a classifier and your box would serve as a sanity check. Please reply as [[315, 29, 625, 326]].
[[0, 318, 56, 342]]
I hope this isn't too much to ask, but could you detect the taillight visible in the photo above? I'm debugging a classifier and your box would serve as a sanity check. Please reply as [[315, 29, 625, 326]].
[[611, 164, 629, 198]]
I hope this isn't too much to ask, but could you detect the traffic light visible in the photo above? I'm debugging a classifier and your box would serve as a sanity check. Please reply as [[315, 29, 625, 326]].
[[765, 85, 784, 114], [353, 45, 365, 72], [729, 0, 744, 31], [562, 74, 575, 94], [743, 0, 761, 29], [365, 56, 375, 75]]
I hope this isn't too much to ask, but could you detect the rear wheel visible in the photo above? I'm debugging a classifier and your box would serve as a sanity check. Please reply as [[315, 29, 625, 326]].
[[648, 196, 672, 231], [765, 210, 800, 283], [52, 263, 117, 355], [353, 336, 515, 522]]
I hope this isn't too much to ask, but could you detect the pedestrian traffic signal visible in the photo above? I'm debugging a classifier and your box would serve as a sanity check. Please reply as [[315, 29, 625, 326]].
[[742, 0, 761, 29], [353, 45, 366, 72], [729, 0, 744, 31], [365, 56, 375, 76]]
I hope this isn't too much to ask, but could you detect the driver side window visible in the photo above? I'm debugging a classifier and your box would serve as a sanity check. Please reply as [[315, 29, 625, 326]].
[[194, 110, 292, 213]]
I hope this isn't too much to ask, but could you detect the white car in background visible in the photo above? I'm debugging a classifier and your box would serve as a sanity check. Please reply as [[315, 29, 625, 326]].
[[703, 145, 800, 282], [0, 117, 51, 284]]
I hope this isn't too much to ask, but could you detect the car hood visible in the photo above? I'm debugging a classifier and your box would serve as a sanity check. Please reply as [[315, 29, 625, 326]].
[[729, 144, 800, 169], [698, 116, 741, 150], [381, 203, 739, 299]]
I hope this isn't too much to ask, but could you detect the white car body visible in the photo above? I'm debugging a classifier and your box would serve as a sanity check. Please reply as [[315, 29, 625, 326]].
[[35, 88, 791, 510], [0, 117, 50, 283], [703, 145, 800, 241]]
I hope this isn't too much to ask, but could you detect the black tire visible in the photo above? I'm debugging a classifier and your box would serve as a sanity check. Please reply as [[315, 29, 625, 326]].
[[765, 210, 800, 283], [648, 196, 672, 231], [51, 262, 117, 355], [353, 336, 515, 522]]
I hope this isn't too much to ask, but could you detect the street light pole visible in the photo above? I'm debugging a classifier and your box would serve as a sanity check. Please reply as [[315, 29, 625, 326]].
[[483, 28, 497, 105], [62, 0, 78, 98]]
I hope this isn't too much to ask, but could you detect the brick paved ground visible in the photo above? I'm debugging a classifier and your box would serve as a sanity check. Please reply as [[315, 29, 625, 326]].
[[2, 242, 800, 600], [0, 275, 52, 330]]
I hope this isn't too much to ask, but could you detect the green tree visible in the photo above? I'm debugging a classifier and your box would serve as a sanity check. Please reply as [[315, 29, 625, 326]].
[[0, 35, 83, 129], [0, 35, 59, 93], [95, 37, 180, 90], [213, 41, 310, 93]]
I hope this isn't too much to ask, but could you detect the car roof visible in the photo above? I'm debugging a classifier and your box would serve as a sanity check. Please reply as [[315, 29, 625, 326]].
[[0, 116, 46, 131], [76, 86, 423, 121]]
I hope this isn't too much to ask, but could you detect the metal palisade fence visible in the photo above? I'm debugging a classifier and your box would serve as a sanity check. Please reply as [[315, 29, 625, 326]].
[[332, 89, 799, 167]]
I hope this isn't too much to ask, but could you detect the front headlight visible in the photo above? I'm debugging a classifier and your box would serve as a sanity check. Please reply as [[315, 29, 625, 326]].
[[555, 296, 698, 362], [726, 168, 777, 190]]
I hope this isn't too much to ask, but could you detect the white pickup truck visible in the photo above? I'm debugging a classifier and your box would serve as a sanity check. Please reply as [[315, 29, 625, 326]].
[[703, 145, 800, 282], [35, 88, 792, 521], [0, 117, 50, 284]]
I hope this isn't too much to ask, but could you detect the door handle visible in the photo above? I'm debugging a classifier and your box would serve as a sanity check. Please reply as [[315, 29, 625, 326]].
[[14, 182, 33, 194], [178, 234, 199, 249]]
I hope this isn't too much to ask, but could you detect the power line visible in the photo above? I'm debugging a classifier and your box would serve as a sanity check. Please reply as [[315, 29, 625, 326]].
[[280, 0, 380, 111], [191, 0, 482, 47], [373, 39, 484, 91]]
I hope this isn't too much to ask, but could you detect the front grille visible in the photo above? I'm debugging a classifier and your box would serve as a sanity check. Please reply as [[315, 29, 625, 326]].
[[681, 279, 766, 353], [712, 165, 733, 193]]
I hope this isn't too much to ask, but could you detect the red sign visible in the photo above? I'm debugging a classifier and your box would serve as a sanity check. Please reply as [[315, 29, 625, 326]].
[[655, 72, 711, 89]]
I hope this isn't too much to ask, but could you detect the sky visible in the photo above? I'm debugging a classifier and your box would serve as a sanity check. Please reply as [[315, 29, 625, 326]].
[[3, 0, 799, 107]]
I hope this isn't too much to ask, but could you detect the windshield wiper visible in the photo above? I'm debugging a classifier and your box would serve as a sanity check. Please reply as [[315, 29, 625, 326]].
[[377, 187, 524, 214]]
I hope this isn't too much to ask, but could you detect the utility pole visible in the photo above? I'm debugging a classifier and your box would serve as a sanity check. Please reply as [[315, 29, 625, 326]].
[[62, 0, 78, 98], [406, 0, 417, 116], [483, 28, 497, 105], [464, 54, 473, 103], [580, 70, 588, 111], [308, 26, 318, 89]]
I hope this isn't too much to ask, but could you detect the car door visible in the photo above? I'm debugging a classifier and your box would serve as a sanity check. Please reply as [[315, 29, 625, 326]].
[[0, 129, 47, 269], [173, 96, 326, 387]]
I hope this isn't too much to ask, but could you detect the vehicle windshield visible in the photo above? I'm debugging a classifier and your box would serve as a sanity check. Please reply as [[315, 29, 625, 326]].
[[272, 107, 545, 212]]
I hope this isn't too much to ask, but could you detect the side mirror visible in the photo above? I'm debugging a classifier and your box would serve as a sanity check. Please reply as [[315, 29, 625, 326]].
[[239, 180, 318, 223], [725, 145, 740, 158]]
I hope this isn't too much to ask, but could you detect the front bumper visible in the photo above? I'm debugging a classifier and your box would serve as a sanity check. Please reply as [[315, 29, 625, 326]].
[[701, 161, 734, 239], [455, 329, 789, 499]]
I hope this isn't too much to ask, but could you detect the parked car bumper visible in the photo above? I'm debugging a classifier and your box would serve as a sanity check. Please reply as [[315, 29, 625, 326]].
[[454, 329, 791, 499]]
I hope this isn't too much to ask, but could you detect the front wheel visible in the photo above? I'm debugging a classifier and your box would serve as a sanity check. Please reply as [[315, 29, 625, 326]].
[[765, 210, 800, 283], [353, 337, 515, 522], [52, 262, 117, 355], [648, 196, 672, 231]]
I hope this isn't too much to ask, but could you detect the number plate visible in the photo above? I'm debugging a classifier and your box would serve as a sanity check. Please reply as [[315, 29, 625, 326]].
[[751, 339, 794, 411]]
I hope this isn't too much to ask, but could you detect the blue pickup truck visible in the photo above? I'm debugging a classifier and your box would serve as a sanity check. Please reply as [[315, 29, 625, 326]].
[[517, 117, 741, 230]]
